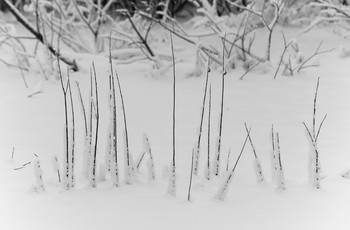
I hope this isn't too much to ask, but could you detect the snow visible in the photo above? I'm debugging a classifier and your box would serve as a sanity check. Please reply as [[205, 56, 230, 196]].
[[1, 19, 350, 230]]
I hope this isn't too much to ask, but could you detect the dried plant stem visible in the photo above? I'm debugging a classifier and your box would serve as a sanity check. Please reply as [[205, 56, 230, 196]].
[[67, 71, 75, 188], [206, 84, 212, 180], [188, 149, 195, 202], [168, 32, 176, 196], [216, 128, 250, 200], [194, 58, 211, 175], [214, 37, 227, 177], [274, 32, 292, 79], [57, 59, 70, 190]]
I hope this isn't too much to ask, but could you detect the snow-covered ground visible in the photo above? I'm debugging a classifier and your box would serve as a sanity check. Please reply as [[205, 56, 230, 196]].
[[1, 20, 350, 230]]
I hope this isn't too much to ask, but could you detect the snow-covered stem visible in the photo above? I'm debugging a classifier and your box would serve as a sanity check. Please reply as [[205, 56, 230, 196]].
[[188, 149, 195, 202], [168, 32, 176, 197], [214, 38, 227, 177], [89, 63, 100, 188], [303, 122, 320, 189], [266, 0, 285, 61], [313, 77, 320, 139], [57, 59, 70, 190], [271, 125, 278, 180], [206, 84, 212, 180], [115, 69, 132, 184], [33, 154, 45, 192], [67, 72, 75, 188], [275, 133, 285, 190], [216, 128, 250, 201], [108, 32, 119, 186], [244, 123, 264, 183], [226, 148, 231, 172], [193, 58, 211, 176]]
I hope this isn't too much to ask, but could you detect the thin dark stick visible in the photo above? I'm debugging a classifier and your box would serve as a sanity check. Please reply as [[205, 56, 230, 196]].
[[57, 59, 70, 190], [276, 133, 283, 172], [313, 77, 320, 139], [224, 128, 251, 190], [136, 152, 147, 169], [226, 148, 231, 172], [75, 81, 87, 136], [14, 161, 31, 170], [274, 31, 292, 79], [115, 69, 131, 183], [188, 149, 195, 202], [215, 35, 227, 176], [67, 71, 75, 188], [316, 114, 327, 142], [240, 60, 262, 80], [171, 31, 176, 194], [297, 42, 334, 72], [207, 84, 212, 180], [111, 72, 119, 185], [194, 57, 211, 175], [244, 123, 258, 159], [109, 32, 119, 185], [92, 62, 99, 187]]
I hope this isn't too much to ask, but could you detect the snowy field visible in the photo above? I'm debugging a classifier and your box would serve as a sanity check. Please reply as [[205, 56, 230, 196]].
[[1, 17, 350, 230]]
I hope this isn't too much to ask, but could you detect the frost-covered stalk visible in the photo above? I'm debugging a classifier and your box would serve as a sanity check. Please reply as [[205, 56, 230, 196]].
[[214, 39, 227, 177], [76, 81, 90, 179], [109, 36, 119, 187], [105, 76, 113, 173], [115, 69, 133, 184], [89, 63, 100, 188], [57, 60, 70, 190], [168, 32, 176, 197], [303, 77, 326, 189], [205, 85, 212, 180], [216, 129, 250, 201], [271, 125, 278, 180], [52, 155, 61, 183], [226, 148, 231, 172], [34, 154, 45, 192], [87, 71, 94, 182], [193, 58, 211, 176], [304, 123, 321, 189], [275, 133, 285, 190], [244, 123, 264, 183], [188, 149, 195, 202], [67, 73, 75, 188], [143, 133, 156, 180]]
